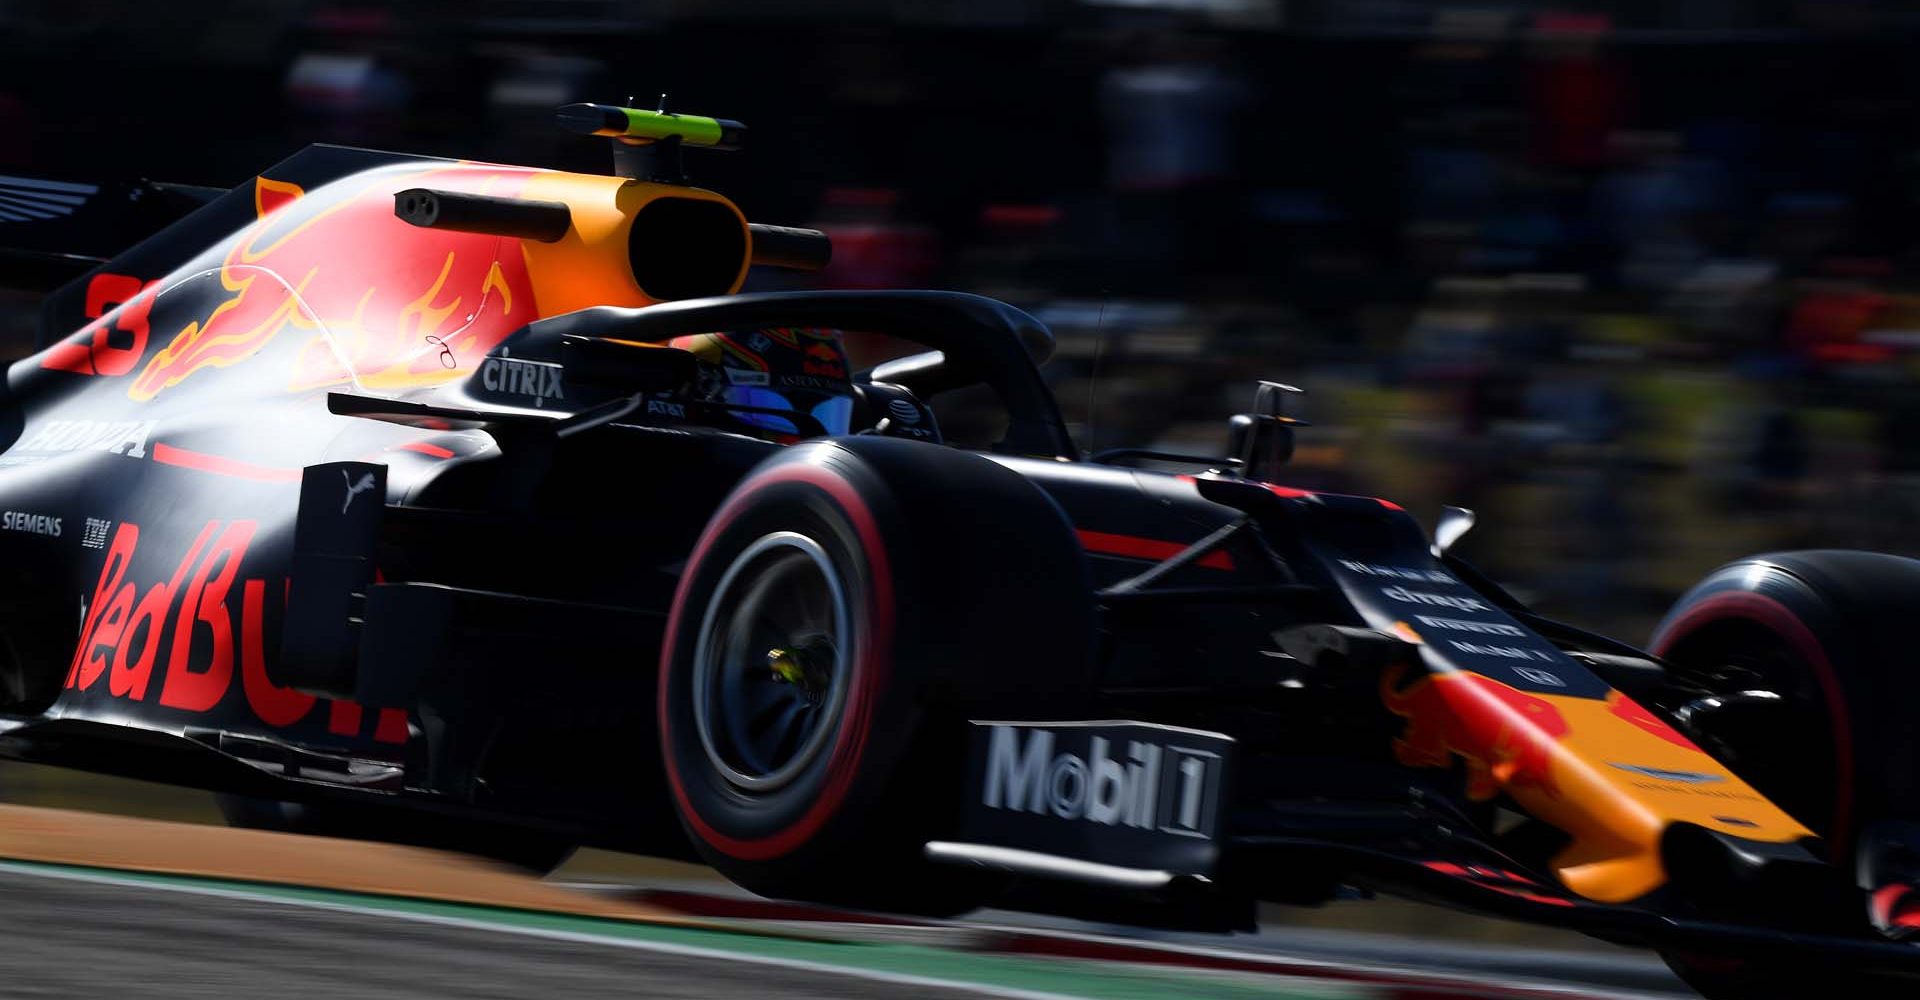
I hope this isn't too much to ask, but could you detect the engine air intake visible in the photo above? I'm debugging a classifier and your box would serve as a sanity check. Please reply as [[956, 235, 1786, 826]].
[[627, 197, 748, 301]]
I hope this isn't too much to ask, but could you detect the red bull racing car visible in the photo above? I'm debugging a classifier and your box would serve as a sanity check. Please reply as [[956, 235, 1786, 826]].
[[5, 103, 1920, 998]]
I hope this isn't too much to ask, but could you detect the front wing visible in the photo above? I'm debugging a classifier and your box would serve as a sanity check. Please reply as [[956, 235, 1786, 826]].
[[934, 714, 1920, 982]]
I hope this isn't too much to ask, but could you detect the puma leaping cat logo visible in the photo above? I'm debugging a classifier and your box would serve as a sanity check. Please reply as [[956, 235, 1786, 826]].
[[342, 470, 378, 514]]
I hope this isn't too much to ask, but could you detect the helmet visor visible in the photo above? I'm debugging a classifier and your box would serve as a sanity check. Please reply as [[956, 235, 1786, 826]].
[[723, 384, 854, 437]]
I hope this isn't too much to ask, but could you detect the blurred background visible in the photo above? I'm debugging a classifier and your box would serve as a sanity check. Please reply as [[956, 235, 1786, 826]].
[[3, 0, 1920, 744], [8, 2, 1920, 968]]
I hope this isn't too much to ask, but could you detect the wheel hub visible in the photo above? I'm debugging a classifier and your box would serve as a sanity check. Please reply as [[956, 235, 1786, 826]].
[[692, 532, 852, 793], [766, 637, 834, 699]]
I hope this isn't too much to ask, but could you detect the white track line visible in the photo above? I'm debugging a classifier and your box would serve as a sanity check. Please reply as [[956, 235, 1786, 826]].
[[0, 861, 1318, 1000], [548, 881, 1665, 1000], [949, 919, 1668, 1000]]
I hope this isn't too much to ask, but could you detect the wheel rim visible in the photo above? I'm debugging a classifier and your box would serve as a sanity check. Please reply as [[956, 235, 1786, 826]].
[[692, 531, 853, 793]]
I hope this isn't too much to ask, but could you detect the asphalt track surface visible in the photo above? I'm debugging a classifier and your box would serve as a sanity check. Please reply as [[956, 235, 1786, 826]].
[[0, 860, 1693, 1000], [0, 862, 1410, 1000], [0, 802, 1690, 999], [572, 881, 1695, 999], [0, 866, 937, 1000], [0, 865, 1041, 1000]]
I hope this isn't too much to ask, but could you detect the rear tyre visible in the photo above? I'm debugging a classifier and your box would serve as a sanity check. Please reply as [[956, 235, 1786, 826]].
[[657, 438, 1093, 913]]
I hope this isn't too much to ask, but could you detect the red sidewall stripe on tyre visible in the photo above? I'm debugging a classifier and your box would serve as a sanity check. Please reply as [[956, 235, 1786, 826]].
[[1650, 590, 1856, 855], [658, 458, 895, 862]]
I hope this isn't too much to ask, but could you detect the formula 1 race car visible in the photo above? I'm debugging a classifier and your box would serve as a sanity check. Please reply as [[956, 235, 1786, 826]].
[[4, 103, 1920, 999]]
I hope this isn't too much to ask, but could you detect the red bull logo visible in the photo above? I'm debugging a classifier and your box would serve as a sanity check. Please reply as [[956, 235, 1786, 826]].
[[1382, 666, 1572, 800], [802, 340, 847, 378], [65, 519, 404, 742]]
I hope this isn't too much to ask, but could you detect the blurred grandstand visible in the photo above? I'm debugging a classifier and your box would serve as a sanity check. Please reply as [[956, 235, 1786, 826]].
[[7, 0, 1920, 648]]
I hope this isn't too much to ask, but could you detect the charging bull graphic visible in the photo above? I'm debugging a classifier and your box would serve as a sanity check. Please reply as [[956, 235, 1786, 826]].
[[43, 166, 542, 399], [1383, 665, 1571, 801]]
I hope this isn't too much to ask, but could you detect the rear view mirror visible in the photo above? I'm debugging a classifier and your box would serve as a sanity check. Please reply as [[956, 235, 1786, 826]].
[[1432, 506, 1476, 557], [1226, 381, 1307, 482]]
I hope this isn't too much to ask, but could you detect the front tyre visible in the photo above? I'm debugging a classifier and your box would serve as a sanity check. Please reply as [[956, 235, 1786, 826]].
[[657, 438, 1093, 912], [1649, 551, 1920, 857], [1653, 551, 1920, 997]]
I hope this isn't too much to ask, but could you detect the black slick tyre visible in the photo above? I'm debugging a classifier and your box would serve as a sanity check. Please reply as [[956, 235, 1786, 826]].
[[656, 437, 1093, 912], [1649, 551, 1920, 855], [1652, 550, 1920, 997]]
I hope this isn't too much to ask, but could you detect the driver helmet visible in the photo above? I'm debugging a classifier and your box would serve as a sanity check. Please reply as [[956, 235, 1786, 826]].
[[669, 327, 855, 440]]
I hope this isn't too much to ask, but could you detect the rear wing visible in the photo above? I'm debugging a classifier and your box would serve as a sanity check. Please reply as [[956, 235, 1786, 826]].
[[0, 175, 221, 296]]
